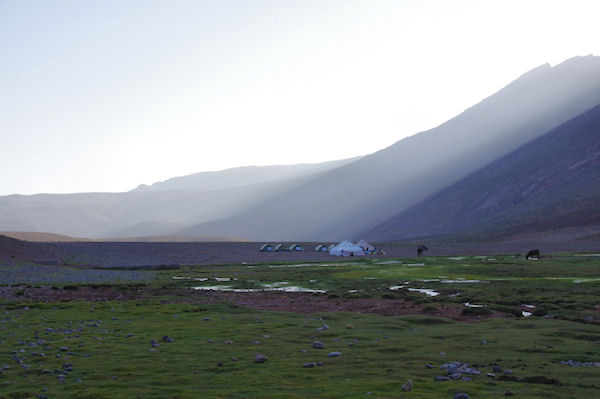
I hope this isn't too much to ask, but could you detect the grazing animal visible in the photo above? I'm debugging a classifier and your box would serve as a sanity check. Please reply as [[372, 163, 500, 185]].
[[526, 249, 540, 260], [417, 245, 428, 257]]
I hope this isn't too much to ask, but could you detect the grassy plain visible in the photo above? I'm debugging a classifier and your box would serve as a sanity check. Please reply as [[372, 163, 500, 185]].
[[1, 253, 599, 398]]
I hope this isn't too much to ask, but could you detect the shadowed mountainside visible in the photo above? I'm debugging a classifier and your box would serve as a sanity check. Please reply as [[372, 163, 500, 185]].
[[366, 105, 600, 241], [178, 55, 600, 240]]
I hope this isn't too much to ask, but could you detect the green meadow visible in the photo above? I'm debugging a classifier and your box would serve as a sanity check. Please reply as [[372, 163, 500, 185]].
[[1, 254, 599, 398]]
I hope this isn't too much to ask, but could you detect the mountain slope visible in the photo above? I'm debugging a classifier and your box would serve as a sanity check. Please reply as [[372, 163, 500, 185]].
[[178, 55, 600, 241], [366, 104, 600, 241]]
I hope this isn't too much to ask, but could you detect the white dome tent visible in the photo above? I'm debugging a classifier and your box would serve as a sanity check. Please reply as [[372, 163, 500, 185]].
[[329, 240, 365, 257], [356, 239, 376, 253]]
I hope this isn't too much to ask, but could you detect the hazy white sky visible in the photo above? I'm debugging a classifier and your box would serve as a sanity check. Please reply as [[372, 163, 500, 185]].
[[1, 0, 599, 195]]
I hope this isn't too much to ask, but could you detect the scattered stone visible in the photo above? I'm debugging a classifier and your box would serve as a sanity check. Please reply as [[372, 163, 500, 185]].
[[203, 317, 211, 321], [449, 373, 462, 380], [493, 365, 502, 373], [504, 369, 513, 374], [486, 373, 496, 378], [462, 377, 472, 382], [454, 394, 470, 399], [505, 391, 515, 396], [37, 395, 48, 399], [231, 357, 238, 362], [346, 324, 354, 329], [312, 341, 325, 349], [401, 379, 412, 391], [162, 336, 174, 343], [434, 376, 450, 381], [126, 333, 134, 338], [59, 347, 69, 351], [328, 352, 342, 357], [425, 363, 434, 369], [560, 359, 600, 367], [439, 352, 446, 356], [303, 362, 317, 368], [254, 353, 267, 363], [217, 363, 223, 367]]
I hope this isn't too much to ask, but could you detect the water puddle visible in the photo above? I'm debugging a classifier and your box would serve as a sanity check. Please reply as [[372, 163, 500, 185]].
[[464, 302, 484, 308], [407, 288, 440, 297], [268, 262, 361, 268], [192, 285, 326, 293]]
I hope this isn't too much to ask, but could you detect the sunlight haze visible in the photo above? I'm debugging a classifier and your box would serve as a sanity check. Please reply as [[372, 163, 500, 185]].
[[1, 0, 599, 195]]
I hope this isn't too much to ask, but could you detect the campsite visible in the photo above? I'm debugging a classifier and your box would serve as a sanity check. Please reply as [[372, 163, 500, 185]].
[[1, 237, 599, 398]]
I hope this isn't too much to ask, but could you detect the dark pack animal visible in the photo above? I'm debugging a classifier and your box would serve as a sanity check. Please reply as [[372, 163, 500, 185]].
[[526, 249, 540, 260], [417, 245, 428, 257]]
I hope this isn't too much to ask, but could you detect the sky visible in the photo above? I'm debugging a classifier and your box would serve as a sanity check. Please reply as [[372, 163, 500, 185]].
[[1, 0, 599, 195]]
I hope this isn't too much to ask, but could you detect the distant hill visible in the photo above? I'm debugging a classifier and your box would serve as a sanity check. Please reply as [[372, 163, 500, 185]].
[[0, 234, 67, 263], [0, 158, 357, 238], [177, 55, 600, 241], [0, 231, 92, 242], [366, 105, 600, 241], [133, 158, 360, 192]]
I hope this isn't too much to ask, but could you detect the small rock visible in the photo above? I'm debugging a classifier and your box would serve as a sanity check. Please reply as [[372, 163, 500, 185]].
[[401, 379, 412, 391], [439, 352, 446, 356], [312, 341, 325, 349], [346, 324, 354, 329], [303, 362, 317, 368], [425, 363, 434, 369], [454, 394, 470, 399], [486, 372, 496, 378], [434, 376, 450, 381], [254, 353, 267, 363], [126, 333, 134, 338], [503, 369, 513, 374], [505, 391, 515, 396], [449, 373, 462, 380], [328, 352, 342, 357], [493, 365, 502, 372]]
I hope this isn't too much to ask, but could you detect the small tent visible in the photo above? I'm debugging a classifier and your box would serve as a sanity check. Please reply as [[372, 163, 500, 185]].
[[314, 244, 329, 252], [260, 244, 274, 252], [289, 244, 304, 251], [329, 240, 365, 257], [275, 244, 288, 252], [356, 239, 376, 253]]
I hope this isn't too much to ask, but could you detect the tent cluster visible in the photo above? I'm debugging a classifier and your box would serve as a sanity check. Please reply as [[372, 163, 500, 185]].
[[260, 243, 304, 252], [328, 239, 380, 257], [261, 240, 380, 257]]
